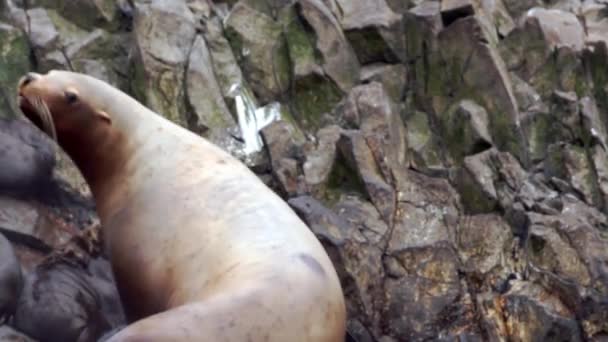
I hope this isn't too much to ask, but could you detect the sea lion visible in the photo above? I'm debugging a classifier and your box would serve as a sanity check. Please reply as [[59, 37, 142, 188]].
[[0, 232, 23, 323], [17, 70, 346, 341]]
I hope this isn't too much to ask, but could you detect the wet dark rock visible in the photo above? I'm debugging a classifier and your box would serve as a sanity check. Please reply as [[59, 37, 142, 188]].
[[0, 325, 35, 341], [0, 118, 55, 198], [14, 262, 111, 342], [0, 233, 23, 323], [14, 225, 125, 342]]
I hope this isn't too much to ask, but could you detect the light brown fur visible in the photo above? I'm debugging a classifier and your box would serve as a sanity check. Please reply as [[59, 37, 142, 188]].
[[17, 70, 346, 342]]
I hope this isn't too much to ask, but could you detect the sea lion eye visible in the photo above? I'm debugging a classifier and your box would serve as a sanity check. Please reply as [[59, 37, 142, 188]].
[[64, 90, 78, 104]]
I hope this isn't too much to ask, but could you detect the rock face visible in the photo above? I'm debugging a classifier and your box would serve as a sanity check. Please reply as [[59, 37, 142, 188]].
[[2, 0, 608, 341], [0, 233, 22, 323], [0, 118, 55, 198]]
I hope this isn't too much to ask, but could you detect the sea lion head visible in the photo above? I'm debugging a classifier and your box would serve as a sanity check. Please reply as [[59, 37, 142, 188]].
[[17, 70, 112, 142]]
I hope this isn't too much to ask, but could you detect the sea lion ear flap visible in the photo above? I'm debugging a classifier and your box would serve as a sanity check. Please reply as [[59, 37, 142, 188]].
[[96, 110, 112, 124]]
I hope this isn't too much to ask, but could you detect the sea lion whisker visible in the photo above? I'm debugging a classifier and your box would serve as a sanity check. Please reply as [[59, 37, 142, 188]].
[[31, 96, 57, 142]]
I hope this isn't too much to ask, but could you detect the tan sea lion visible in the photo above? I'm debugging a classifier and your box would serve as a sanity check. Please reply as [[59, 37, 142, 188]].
[[17, 70, 346, 342]]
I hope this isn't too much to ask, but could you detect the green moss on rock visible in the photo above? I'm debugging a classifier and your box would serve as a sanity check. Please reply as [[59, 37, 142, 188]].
[[292, 73, 343, 131], [0, 24, 31, 119]]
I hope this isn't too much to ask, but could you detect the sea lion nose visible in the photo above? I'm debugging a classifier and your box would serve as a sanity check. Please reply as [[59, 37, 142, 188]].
[[18, 72, 41, 91]]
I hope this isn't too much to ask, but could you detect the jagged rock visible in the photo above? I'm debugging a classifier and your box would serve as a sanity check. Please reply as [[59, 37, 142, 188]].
[[337, 130, 396, 224], [23, 0, 129, 32], [185, 35, 236, 139], [440, 100, 493, 164], [475, 0, 516, 38], [277, 4, 344, 129], [512, 73, 545, 113], [0, 118, 55, 197], [11, 5, 130, 86], [10, 7, 59, 53], [334, 0, 405, 64], [457, 214, 513, 278], [480, 281, 583, 341], [0, 23, 31, 119], [385, 0, 415, 14], [0, 233, 22, 323], [550, 0, 582, 13], [382, 242, 469, 340], [389, 170, 460, 252], [501, 8, 586, 97], [297, 0, 360, 92], [521, 111, 554, 163], [407, 0, 443, 34], [582, 3, 608, 47], [260, 120, 306, 197], [592, 145, 608, 212], [580, 96, 608, 149], [359, 64, 407, 104], [303, 125, 341, 191], [433, 16, 525, 163], [519, 195, 608, 338], [224, 1, 289, 103], [502, 0, 542, 19], [403, 1, 443, 97], [453, 148, 527, 213], [339, 82, 409, 181], [405, 110, 446, 173], [545, 143, 600, 207], [201, 16, 249, 100], [131, 0, 196, 126], [525, 8, 585, 52]]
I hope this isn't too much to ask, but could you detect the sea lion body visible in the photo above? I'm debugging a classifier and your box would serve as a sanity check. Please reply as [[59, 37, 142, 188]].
[[17, 70, 346, 341]]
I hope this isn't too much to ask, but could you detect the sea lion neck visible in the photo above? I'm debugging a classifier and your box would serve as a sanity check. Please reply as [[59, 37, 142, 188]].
[[57, 113, 136, 221]]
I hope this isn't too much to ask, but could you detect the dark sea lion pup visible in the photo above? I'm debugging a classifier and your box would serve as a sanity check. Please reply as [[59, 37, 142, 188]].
[[17, 70, 346, 342]]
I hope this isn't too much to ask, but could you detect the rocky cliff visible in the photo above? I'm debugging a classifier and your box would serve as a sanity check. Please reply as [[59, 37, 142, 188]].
[[1, 0, 608, 341]]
